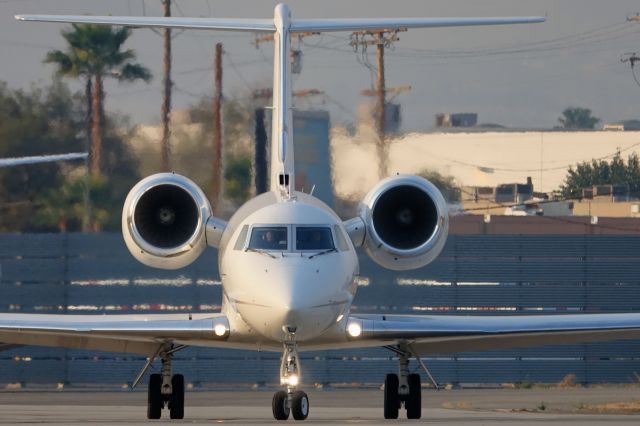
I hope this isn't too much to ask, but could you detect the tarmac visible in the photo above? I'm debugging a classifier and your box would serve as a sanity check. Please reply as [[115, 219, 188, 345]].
[[0, 387, 639, 425]]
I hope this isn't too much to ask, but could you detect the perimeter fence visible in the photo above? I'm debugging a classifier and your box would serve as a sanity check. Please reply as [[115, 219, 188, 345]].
[[1, 230, 640, 386]]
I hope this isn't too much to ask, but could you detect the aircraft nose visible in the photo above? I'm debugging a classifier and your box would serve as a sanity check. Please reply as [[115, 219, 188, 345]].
[[268, 266, 320, 318], [235, 260, 347, 341]]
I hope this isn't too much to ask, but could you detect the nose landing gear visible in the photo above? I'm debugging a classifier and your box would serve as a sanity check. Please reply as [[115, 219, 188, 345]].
[[273, 336, 309, 421]]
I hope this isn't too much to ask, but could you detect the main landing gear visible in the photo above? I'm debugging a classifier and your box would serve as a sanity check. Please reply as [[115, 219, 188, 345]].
[[383, 346, 436, 420], [273, 333, 309, 421], [133, 343, 186, 420]]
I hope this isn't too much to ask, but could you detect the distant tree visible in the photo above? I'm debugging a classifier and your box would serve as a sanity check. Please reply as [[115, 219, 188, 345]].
[[558, 152, 640, 199], [619, 119, 640, 131], [558, 107, 600, 130], [184, 96, 254, 208], [225, 154, 252, 206], [45, 24, 151, 177], [0, 80, 83, 231], [416, 169, 461, 203], [0, 80, 140, 232]]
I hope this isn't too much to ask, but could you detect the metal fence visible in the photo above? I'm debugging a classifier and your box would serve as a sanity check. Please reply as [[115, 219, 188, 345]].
[[1, 232, 640, 386]]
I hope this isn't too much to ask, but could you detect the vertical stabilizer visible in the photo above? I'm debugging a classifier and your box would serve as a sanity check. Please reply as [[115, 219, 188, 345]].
[[270, 3, 295, 199]]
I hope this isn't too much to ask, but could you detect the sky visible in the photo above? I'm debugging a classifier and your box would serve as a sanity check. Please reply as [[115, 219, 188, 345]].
[[1, 0, 640, 132]]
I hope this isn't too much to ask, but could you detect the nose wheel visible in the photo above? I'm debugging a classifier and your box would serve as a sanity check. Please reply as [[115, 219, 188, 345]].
[[272, 390, 290, 420], [291, 390, 309, 420], [272, 390, 309, 421], [273, 337, 309, 421]]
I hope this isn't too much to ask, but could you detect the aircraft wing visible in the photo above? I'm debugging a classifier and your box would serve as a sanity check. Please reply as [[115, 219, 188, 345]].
[[347, 313, 640, 354], [0, 313, 229, 355]]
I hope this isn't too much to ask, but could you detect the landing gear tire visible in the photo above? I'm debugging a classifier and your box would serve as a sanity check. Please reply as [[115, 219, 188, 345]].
[[383, 373, 400, 419], [147, 373, 163, 420], [406, 373, 421, 419], [169, 374, 185, 419], [291, 391, 309, 420], [272, 390, 290, 420]]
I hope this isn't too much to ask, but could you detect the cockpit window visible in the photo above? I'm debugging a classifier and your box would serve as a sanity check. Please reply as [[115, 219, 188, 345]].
[[248, 226, 288, 251], [296, 226, 334, 251], [233, 225, 249, 250]]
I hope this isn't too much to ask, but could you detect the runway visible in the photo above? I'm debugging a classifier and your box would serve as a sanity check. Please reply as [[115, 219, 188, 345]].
[[0, 387, 639, 425]]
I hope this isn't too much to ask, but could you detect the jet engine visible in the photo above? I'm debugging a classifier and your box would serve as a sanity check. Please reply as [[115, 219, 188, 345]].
[[122, 173, 218, 270], [358, 174, 449, 271]]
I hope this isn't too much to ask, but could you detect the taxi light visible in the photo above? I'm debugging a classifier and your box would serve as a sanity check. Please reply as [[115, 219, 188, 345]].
[[347, 322, 362, 338], [287, 374, 299, 386], [214, 323, 227, 337]]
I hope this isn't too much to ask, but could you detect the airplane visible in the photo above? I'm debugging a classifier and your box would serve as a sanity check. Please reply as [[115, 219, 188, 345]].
[[5, 3, 640, 422], [0, 152, 87, 168]]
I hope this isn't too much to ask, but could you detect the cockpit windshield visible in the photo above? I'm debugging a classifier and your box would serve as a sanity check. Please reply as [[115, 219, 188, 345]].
[[248, 227, 288, 251], [296, 226, 334, 251]]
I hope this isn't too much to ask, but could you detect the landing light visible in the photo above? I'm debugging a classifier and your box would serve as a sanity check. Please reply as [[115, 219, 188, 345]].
[[282, 374, 299, 386], [347, 321, 362, 338], [214, 323, 227, 337]]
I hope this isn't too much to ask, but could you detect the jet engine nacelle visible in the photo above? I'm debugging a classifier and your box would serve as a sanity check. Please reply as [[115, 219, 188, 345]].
[[122, 173, 221, 270], [359, 174, 449, 271]]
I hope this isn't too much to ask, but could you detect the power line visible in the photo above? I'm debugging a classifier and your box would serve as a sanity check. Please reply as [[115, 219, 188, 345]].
[[296, 22, 638, 66], [393, 22, 636, 58], [224, 51, 252, 91]]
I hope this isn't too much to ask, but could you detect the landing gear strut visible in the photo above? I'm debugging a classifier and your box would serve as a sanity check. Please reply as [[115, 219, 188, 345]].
[[383, 347, 426, 419], [144, 344, 186, 420], [273, 333, 309, 421]]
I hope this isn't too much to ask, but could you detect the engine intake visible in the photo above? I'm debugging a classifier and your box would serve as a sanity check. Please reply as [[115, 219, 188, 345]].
[[122, 173, 213, 270], [359, 175, 449, 271], [134, 184, 199, 249]]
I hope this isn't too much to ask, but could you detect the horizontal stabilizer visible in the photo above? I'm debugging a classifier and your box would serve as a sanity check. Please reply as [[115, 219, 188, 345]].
[[15, 15, 275, 32], [15, 15, 544, 33], [290, 17, 546, 33]]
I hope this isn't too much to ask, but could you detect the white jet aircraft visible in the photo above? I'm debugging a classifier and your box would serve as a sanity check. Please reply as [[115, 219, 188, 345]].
[[5, 4, 640, 421], [0, 152, 87, 168]]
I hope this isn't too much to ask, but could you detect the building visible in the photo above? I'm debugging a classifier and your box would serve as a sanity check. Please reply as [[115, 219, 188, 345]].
[[292, 110, 335, 207], [331, 130, 640, 201], [435, 112, 478, 128]]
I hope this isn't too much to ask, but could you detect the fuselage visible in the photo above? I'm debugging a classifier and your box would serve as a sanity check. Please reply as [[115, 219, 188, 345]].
[[218, 191, 359, 344]]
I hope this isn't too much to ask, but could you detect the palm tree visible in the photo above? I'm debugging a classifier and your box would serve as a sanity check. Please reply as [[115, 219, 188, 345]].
[[46, 24, 151, 177]]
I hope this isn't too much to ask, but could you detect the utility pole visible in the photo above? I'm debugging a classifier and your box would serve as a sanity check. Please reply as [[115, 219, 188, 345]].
[[160, 0, 172, 171], [375, 32, 386, 146], [621, 52, 640, 88], [622, 15, 640, 88], [211, 43, 223, 209], [350, 30, 403, 179], [254, 108, 268, 194]]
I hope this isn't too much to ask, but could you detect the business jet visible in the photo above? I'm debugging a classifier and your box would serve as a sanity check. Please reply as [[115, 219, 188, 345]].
[[5, 4, 640, 421], [0, 152, 87, 168]]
